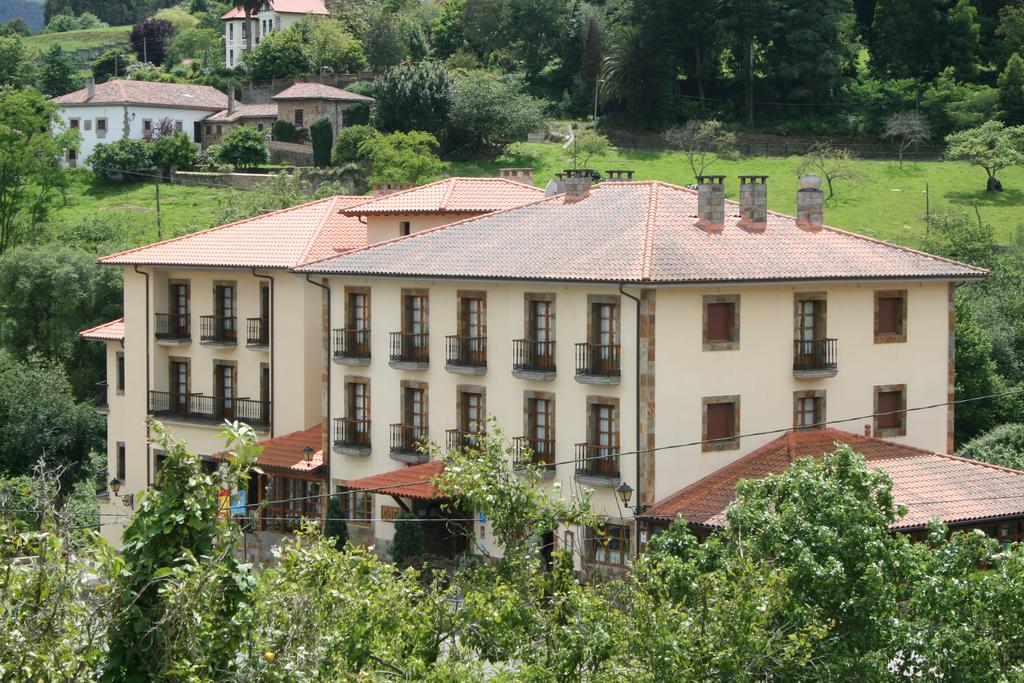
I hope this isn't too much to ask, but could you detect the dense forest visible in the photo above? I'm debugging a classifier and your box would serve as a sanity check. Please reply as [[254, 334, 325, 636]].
[[0, 0, 42, 31]]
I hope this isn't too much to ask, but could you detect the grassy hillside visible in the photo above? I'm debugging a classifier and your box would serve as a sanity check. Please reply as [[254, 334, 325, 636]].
[[24, 24, 131, 53], [451, 143, 1024, 245]]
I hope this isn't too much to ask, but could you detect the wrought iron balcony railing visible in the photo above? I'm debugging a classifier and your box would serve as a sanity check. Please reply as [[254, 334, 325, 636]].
[[148, 390, 270, 428], [512, 339, 556, 374], [575, 343, 620, 379]]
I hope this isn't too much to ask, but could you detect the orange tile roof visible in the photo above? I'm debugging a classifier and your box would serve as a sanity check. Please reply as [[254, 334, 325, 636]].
[[78, 317, 125, 342], [99, 195, 370, 269], [341, 177, 544, 215], [221, 0, 328, 18], [343, 461, 447, 501], [226, 425, 324, 474], [642, 429, 1024, 531], [272, 83, 374, 102], [52, 80, 228, 111], [207, 103, 278, 122], [302, 181, 985, 283]]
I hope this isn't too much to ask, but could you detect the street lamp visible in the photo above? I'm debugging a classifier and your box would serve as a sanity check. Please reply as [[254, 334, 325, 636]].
[[616, 481, 634, 508], [109, 477, 134, 509], [302, 445, 314, 464]]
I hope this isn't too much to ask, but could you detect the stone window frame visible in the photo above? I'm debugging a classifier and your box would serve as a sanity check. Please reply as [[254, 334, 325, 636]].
[[400, 287, 430, 334], [586, 294, 621, 345], [69, 118, 80, 129], [793, 291, 828, 339], [116, 441, 126, 480], [95, 118, 106, 136], [702, 394, 740, 452], [793, 389, 826, 430], [168, 355, 191, 395], [116, 351, 126, 394], [702, 294, 740, 351], [456, 383, 486, 433], [874, 289, 908, 344], [399, 378, 429, 429], [523, 390, 556, 443], [585, 395, 620, 449], [344, 285, 371, 329], [873, 384, 907, 437], [524, 292, 556, 339], [456, 289, 487, 338]]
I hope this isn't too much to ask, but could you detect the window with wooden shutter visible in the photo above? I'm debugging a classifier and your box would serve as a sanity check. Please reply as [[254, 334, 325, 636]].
[[875, 290, 907, 342], [703, 396, 740, 451], [873, 385, 906, 436], [703, 295, 740, 350]]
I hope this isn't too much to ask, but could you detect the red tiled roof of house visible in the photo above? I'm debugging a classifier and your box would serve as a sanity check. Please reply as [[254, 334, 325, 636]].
[[98, 195, 370, 269], [221, 0, 328, 19], [272, 83, 374, 102], [78, 318, 125, 342], [225, 425, 324, 474], [301, 181, 986, 282], [343, 461, 447, 501], [207, 103, 278, 122], [641, 429, 1024, 531], [342, 177, 543, 216], [52, 80, 228, 111]]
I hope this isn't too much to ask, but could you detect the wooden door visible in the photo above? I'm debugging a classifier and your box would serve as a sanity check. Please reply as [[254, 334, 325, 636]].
[[215, 285, 236, 341], [591, 403, 616, 476], [170, 283, 189, 336], [591, 303, 617, 374], [170, 361, 188, 417], [216, 365, 236, 420]]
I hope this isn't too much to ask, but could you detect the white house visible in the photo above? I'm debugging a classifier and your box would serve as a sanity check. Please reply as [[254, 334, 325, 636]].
[[52, 79, 228, 166], [221, 0, 329, 69]]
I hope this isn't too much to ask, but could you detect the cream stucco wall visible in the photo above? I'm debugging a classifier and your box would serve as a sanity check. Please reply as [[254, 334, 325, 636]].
[[365, 213, 480, 245], [325, 276, 954, 564], [99, 266, 324, 546]]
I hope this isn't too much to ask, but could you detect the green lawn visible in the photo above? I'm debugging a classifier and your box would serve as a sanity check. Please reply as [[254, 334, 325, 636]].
[[24, 25, 131, 53], [450, 143, 1024, 245]]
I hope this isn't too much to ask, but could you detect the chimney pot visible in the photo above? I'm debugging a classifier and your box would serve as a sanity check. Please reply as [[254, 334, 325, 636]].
[[562, 171, 592, 203], [796, 175, 824, 231], [864, 424, 871, 437], [372, 181, 412, 197], [605, 169, 635, 181], [696, 175, 726, 232], [499, 167, 534, 185], [738, 175, 768, 231], [85, 77, 95, 100]]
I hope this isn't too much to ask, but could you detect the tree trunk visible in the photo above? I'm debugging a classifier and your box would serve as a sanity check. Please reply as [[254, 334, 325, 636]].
[[826, 175, 835, 198], [746, 39, 754, 127]]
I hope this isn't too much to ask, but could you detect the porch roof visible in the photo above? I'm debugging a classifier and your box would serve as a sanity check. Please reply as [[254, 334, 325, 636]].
[[344, 461, 447, 501]]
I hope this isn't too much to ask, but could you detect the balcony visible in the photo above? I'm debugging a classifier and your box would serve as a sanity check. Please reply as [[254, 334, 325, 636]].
[[332, 328, 370, 364], [95, 381, 109, 413], [574, 443, 620, 486], [148, 390, 270, 429], [154, 313, 190, 343], [575, 343, 620, 384], [513, 436, 555, 477], [445, 336, 487, 374], [200, 316, 238, 345], [389, 332, 429, 370], [446, 429, 485, 452], [333, 417, 371, 456], [793, 338, 838, 378], [512, 339, 556, 379], [246, 317, 269, 348], [390, 423, 429, 464]]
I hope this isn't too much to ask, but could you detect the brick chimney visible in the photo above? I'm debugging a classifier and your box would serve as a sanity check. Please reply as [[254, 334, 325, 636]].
[[85, 77, 95, 100], [562, 169, 592, 203], [696, 175, 725, 232], [738, 175, 768, 231], [372, 181, 413, 197], [499, 167, 534, 185], [605, 169, 635, 182], [227, 88, 236, 115], [796, 175, 824, 231]]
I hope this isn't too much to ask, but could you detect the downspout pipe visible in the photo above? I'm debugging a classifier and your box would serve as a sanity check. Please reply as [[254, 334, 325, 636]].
[[134, 265, 152, 488], [305, 275, 331, 506], [619, 283, 643, 557], [251, 268, 274, 438]]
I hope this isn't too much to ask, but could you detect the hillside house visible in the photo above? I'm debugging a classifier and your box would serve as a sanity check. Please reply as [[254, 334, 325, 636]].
[[271, 83, 375, 141], [222, 0, 328, 69]]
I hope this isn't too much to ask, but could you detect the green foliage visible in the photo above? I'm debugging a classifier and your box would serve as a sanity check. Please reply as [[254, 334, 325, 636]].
[[962, 423, 1024, 470], [87, 138, 153, 179], [129, 18, 175, 66], [45, 10, 107, 32], [324, 496, 348, 549], [310, 117, 333, 168], [213, 172, 349, 224], [945, 120, 1024, 191], [999, 53, 1024, 125], [301, 16, 367, 73], [0, 87, 79, 254], [360, 130, 443, 185], [445, 70, 546, 156], [243, 25, 309, 80], [331, 123, 379, 167], [271, 119, 306, 144], [166, 27, 224, 70], [153, 6, 198, 32], [214, 124, 269, 168], [0, 35, 34, 88], [663, 119, 738, 178], [795, 142, 864, 198], [35, 43, 83, 98], [91, 48, 136, 82], [374, 61, 455, 135], [431, 0, 464, 58], [389, 511, 425, 567], [150, 131, 198, 172]]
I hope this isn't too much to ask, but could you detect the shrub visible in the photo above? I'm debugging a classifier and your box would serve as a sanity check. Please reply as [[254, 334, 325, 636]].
[[214, 125, 270, 168], [374, 61, 455, 135], [324, 496, 349, 549], [390, 511, 424, 567], [272, 120, 307, 143], [360, 130, 443, 185], [151, 132, 198, 172], [87, 139, 153, 180], [310, 117, 333, 167], [332, 124, 379, 166]]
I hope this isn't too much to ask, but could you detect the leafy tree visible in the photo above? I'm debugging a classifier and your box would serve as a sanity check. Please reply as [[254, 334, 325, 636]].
[[389, 511, 424, 567], [215, 124, 270, 168], [0, 352, 103, 481], [921, 68, 1001, 137], [962, 423, 1024, 470], [0, 245, 123, 399], [130, 18, 176, 66], [44, 10, 106, 32], [153, 5, 199, 32], [302, 16, 367, 73], [324, 496, 349, 549], [214, 172, 348, 224], [768, 0, 857, 105], [310, 117, 333, 168], [91, 48, 136, 82], [36, 43, 82, 98], [87, 138, 153, 180], [997, 5, 1024, 60], [361, 6, 414, 70], [945, 120, 1024, 192], [999, 53, 1024, 125], [243, 25, 310, 80], [374, 61, 455, 136], [271, 119, 306, 143], [882, 111, 931, 167], [0, 35, 33, 88], [872, 0, 945, 80], [563, 129, 609, 168], [431, 0, 465, 58], [795, 142, 864, 198], [166, 27, 224, 70], [445, 71, 546, 156], [331, 123, 379, 167], [151, 131, 198, 173], [663, 119, 739, 179], [360, 130, 443, 185], [0, 87, 79, 254], [944, 0, 982, 81]]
